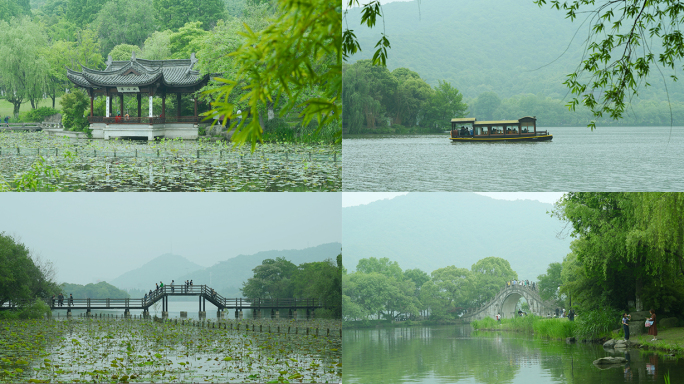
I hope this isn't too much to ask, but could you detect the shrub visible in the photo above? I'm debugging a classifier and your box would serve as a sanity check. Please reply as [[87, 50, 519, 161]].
[[471, 317, 498, 329], [263, 117, 294, 142], [61, 90, 89, 132], [21, 107, 60, 123], [574, 308, 621, 340]]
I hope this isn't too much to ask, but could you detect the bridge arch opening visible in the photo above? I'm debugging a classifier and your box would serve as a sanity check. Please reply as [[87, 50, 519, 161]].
[[500, 293, 527, 318]]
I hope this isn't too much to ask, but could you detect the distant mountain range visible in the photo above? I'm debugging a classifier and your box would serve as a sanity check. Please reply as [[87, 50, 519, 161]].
[[110, 253, 206, 291], [343, 193, 573, 280], [110, 243, 342, 297]]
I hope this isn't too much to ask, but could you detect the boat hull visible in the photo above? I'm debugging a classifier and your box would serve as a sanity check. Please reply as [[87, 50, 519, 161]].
[[450, 134, 553, 142]]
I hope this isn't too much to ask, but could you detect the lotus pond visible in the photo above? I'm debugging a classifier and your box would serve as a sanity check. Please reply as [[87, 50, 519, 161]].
[[0, 132, 341, 191], [0, 318, 342, 383]]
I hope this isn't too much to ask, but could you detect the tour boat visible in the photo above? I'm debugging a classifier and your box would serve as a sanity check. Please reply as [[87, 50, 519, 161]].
[[449, 116, 552, 142]]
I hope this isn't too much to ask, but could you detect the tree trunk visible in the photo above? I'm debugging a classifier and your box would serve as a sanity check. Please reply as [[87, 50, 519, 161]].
[[30, 98, 36, 109], [51, 96, 56, 109], [258, 113, 265, 131], [12, 101, 21, 118], [267, 101, 274, 120]]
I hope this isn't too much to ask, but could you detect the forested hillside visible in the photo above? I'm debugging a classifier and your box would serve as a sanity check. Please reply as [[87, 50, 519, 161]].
[[344, 0, 684, 129]]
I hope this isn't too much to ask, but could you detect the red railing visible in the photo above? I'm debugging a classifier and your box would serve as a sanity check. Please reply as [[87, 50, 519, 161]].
[[88, 116, 200, 124]]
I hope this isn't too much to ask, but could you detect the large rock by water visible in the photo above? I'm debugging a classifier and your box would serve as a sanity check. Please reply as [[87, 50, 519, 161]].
[[660, 317, 679, 329], [593, 356, 627, 366], [603, 339, 616, 348]]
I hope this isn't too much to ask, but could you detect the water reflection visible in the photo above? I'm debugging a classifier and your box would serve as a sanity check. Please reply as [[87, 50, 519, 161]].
[[343, 325, 684, 384], [342, 126, 684, 191]]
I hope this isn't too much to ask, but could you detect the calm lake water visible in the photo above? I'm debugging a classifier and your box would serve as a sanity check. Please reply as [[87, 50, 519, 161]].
[[343, 325, 684, 384], [342, 126, 684, 191]]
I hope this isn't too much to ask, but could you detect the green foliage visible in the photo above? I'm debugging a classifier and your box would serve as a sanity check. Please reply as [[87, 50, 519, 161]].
[[18, 107, 60, 122], [169, 22, 209, 59], [535, 0, 684, 128], [262, 118, 294, 142], [470, 257, 518, 306], [60, 89, 89, 131], [471, 92, 501, 121], [141, 30, 173, 60], [154, 0, 226, 31], [94, 0, 156, 56], [537, 262, 562, 303], [0, 0, 31, 22], [0, 233, 60, 306], [574, 308, 621, 340], [204, 0, 341, 149], [66, 0, 107, 25], [108, 44, 142, 61], [60, 282, 130, 299], [343, 60, 466, 133], [343, 1, 391, 66], [0, 17, 49, 116], [241, 255, 341, 318]]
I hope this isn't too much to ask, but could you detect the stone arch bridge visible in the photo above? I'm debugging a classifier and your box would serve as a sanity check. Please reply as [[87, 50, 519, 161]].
[[461, 285, 556, 322]]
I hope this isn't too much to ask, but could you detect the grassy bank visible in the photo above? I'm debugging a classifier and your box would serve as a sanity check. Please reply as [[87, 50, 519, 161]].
[[0, 98, 60, 118], [343, 318, 464, 329], [471, 316, 577, 339]]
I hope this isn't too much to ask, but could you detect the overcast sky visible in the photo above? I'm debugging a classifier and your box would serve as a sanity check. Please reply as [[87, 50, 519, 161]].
[[0, 193, 341, 285], [342, 192, 566, 207]]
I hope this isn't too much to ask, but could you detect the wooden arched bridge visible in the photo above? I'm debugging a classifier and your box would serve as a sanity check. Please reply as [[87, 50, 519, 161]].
[[1, 285, 325, 319]]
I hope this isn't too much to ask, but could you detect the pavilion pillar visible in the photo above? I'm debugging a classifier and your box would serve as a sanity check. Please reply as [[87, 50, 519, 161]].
[[137, 93, 141, 117], [90, 96, 93, 117], [194, 97, 198, 121], [106, 91, 111, 117], [149, 94, 153, 117], [162, 94, 166, 118], [176, 93, 181, 118], [119, 93, 124, 117]]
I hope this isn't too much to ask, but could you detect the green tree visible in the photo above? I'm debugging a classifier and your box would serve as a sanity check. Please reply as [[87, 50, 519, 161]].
[[391, 68, 432, 127], [0, 17, 49, 116], [356, 257, 403, 281], [0, 0, 31, 22], [73, 29, 105, 70], [45, 40, 77, 109], [421, 266, 474, 319], [343, 272, 392, 320], [169, 21, 209, 59], [0, 233, 59, 306], [422, 80, 468, 131], [343, 1, 391, 66], [470, 257, 517, 306], [94, 0, 156, 56], [292, 257, 342, 318], [473, 91, 501, 120], [537, 262, 562, 303], [535, 0, 684, 128], [204, 0, 341, 148], [66, 0, 107, 25], [141, 30, 173, 60], [241, 257, 297, 299], [60, 89, 89, 131], [154, 0, 226, 31], [108, 44, 142, 61]]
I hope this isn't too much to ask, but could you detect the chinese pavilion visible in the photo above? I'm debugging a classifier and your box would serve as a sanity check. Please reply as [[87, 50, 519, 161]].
[[66, 52, 212, 140]]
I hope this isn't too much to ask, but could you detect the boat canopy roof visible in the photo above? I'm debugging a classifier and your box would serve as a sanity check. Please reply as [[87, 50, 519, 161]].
[[451, 118, 476, 124], [474, 120, 520, 126]]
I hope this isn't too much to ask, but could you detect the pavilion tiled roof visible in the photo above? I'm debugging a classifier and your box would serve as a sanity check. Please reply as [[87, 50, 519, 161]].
[[66, 52, 210, 89]]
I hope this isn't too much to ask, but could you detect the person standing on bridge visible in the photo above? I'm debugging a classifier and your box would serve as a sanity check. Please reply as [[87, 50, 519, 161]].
[[171, 280, 175, 293], [155, 283, 159, 293], [144, 292, 148, 303], [69, 294, 73, 306], [51, 295, 56, 307], [4, 116, 8, 127], [160, 281, 164, 291]]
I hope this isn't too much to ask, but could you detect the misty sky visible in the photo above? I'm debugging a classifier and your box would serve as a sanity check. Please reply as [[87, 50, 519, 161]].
[[0, 193, 341, 285]]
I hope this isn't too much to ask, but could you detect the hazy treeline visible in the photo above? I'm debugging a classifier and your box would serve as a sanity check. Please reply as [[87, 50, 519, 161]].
[[241, 255, 342, 318], [60, 281, 130, 299], [343, 256, 522, 322], [536, 193, 684, 333], [343, 60, 467, 134], [468, 91, 684, 127]]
